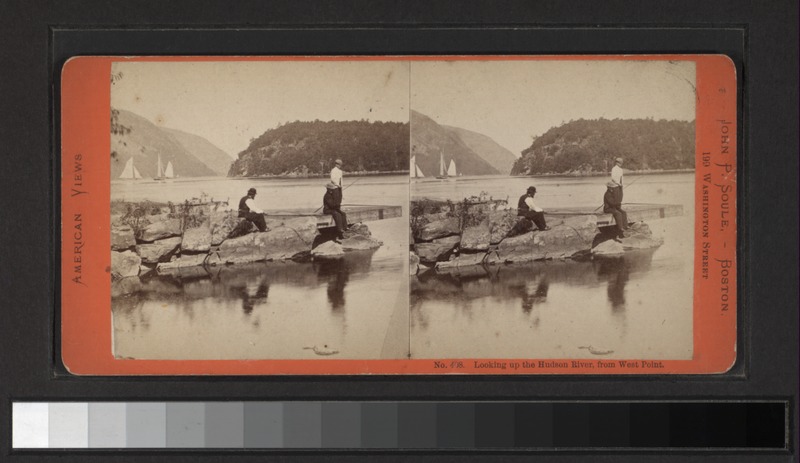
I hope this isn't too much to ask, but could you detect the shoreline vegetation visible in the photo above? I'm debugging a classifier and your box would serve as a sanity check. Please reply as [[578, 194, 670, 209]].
[[510, 168, 695, 178], [233, 170, 409, 179], [232, 167, 693, 180]]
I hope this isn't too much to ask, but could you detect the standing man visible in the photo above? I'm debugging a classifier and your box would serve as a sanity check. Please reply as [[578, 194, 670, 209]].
[[238, 187, 267, 232], [517, 186, 550, 231], [610, 157, 624, 201], [330, 158, 344, 206], [323, 182, 348, 242], [603, 181, 628, 239]]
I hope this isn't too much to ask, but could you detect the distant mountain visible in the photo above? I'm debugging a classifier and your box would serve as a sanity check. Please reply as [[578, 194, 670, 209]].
[[441, 125, 517, 175], [511, 118, 696, 175], [110, 110, 219, 179], [163, 128, 233, 176], [228, 119, 409, 177], [411, 111, 500, 176]]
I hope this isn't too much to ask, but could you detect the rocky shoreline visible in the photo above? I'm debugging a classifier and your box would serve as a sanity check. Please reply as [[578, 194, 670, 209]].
[[409, 198, 663, 275], [110, 200, 383, 289]]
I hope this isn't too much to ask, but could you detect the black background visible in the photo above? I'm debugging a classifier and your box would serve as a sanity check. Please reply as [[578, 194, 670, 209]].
[[1, 0, 798, 461]]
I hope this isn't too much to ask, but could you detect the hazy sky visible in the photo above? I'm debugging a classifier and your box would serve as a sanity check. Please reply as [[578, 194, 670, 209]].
[[411, 60, 696, 156], [111, 59, 695, 158], [111, 60, 410, 156]]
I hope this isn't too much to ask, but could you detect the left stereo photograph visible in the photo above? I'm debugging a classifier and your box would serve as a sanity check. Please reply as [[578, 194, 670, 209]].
[[61, 57, 412, 374]]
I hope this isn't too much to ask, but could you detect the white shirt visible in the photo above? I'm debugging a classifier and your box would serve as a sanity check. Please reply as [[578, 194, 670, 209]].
[[245, 198, 263, 214], [524, 197, 543, 212], [330, 166, 343, 187], [611, 165, 624, 186]]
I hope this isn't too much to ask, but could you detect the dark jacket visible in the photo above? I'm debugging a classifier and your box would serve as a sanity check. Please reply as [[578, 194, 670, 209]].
[[323, 188, 342, 213], [603, 187, 623, 212], [517, 194, 530, 214], [238, 195, 251, 217]]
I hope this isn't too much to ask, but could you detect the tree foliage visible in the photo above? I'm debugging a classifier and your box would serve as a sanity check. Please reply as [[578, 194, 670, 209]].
[[228, 120, 410, 177], [510, 118, 695, 175]]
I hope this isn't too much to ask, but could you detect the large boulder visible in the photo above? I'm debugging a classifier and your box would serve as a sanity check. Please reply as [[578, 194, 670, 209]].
[[591, 239, 625, 256], [619, 222, 664, 250], [340, 234, 382, 251], [460, 220, 491, 251], [140, 218, 182, 242], [414, 235, 460, 264], [216, 233, 268, 265], [311, 241, 344, 258], [136, 237, 181, 264], [210, 211, 245, 245], [217, 218, 318, 264], [435, 252, 487, 269], [111, 250, 141, 279], [111, 225, 136, 251], [263, 218, 318, 259], [493, 215, 598, 264], [156, 253, 207, 271], [182, 225, 212, 252], [416, 217, 461, 241], [488, 210, 519, 244]]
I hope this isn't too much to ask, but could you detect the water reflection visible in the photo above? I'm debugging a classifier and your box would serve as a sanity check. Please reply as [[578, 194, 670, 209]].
[[409, 250, 667, 359], [412, 250, 655, 325], [313, 251, 375, 311], [111, 250, 380, 359]]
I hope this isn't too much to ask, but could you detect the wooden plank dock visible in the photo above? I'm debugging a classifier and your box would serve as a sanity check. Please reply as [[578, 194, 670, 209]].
[[546, 203, 684, 227], [268, 204, 403, 229]]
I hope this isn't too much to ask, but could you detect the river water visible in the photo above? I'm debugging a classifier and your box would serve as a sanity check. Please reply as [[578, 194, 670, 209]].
[[111, 175, 410, 360], [111, 172, 695, 362], [410, 173, 695, 360]]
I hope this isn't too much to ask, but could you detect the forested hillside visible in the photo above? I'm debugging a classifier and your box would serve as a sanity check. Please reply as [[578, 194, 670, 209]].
[[410, 111, 500, 176], [510, 118, 695, 175], [228, 120, 409, 177]]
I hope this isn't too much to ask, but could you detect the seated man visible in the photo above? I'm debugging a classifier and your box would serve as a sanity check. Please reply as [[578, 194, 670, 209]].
[[237, 187, 267, 232], [517, 186, 550, 231], [603, 181, 628, 238], [323, 182, 348, 242]]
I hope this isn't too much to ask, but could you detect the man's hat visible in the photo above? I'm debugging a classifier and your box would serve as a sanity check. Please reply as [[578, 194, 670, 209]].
[[615, 157, 624, 164], [607, 181, 618, 188], [248, 187, 257, 195], [527, 186, 537, 194], [326, 182, 339, 190], [334, 159, 343, 166]]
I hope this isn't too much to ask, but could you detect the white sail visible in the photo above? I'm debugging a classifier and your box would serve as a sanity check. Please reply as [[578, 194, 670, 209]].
[[156, 153, 163, 179], [415, 164, 425, 178], [439, 153, 446, 177], [120, 157, 142, 179], [447, 159, 457, 177], [410, 155, 415, 176], [164, 161, 174, 178], [120, 158, 134, 179]]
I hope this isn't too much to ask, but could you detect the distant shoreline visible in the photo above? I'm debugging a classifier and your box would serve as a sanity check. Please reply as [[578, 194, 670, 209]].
[[511, 168, 695, 178], [231, 170, 409, 179]]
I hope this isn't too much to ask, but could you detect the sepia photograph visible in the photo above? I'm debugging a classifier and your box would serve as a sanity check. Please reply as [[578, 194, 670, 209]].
[[61, 55, 735, 374], [409, 59, 696, 360], [108, 60, 410, 360]]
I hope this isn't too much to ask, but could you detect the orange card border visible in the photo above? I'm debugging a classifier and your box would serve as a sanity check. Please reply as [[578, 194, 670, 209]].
[[60, 54, 737, 375]]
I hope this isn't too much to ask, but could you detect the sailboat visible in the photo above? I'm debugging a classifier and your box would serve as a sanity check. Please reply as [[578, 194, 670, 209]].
[[435, 152, 448, 179], [118, 157, 142, 180], [154, 153, 174, 180], [164, 161, 175, 179], [410, 155, 425, 178], [447, 158, 457, 177]]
